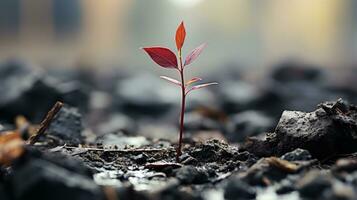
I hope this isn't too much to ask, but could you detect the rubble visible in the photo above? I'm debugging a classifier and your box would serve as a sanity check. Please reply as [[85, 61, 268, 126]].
[[1, 64, 357, 199], [45, 105, 84, 144], [242, 99, 357, 159]]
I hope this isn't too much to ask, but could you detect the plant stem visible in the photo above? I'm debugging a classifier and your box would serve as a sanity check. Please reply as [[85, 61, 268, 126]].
[[176, 50, 185, 162]]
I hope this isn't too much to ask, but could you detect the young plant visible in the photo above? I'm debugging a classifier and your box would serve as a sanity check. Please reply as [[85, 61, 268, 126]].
[[142, 21, 218, 162]]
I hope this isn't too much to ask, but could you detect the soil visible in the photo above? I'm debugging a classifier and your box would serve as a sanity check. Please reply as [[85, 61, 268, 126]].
[[2, 100, 357, 200], [1, 61, 357, 200]]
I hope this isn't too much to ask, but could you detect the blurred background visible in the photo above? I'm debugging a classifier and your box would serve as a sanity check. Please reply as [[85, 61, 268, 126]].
[[1, 0, 357, 144], [1, 0, 357, 72]]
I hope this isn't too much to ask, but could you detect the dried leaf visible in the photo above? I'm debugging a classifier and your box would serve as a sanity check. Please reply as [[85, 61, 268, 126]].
[[160, 76, 181, 86], [142, 47, 178, 69], [186, 82, 218, 94], [266, 157, 298, 173], [175, 21, 186, 51], [0, 131, 24, 166], [185, 77, 202, 86], [184, 43, 206, 66]]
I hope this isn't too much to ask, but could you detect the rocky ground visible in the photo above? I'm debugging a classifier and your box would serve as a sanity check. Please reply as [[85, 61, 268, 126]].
[[1, 60, 357, 200]]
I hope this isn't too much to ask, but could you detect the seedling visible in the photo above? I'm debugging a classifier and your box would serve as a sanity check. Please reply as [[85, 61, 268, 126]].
[[142, 21, 218, 162]]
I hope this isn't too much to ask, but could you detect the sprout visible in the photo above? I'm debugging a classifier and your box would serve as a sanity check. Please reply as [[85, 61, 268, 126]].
[[142, 21, 218, 162]]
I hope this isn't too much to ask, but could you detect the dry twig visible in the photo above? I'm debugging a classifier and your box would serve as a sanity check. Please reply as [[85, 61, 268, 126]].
[[28, 101, 63, 145]]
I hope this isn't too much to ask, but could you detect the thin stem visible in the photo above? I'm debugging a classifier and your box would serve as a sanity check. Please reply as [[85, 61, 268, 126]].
[[28, 101, 63, 145], [176, 50, 185, 162]]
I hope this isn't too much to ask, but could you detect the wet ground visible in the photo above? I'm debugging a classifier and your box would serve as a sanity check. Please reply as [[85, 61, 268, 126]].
[[1, 60, 357, 200]]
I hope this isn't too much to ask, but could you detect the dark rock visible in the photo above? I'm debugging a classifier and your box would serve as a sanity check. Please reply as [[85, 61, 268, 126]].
[[224, 176, 256, 200], [156, 179, 203, 200], [184, 112, 222, 131], [234, 151, 258, 167], [56, 81, 90, 112], [175, 166, 209, 184], [132, 154, 148, 164], [16, 147, 93, 178], [297, 170, 333, 198], [281, 148, 312, 161], [242, 99, 357, 159], [228, 111, 274, 142], [116, 74, 176, 116], [11, 159, 105, 200], [116, 183, 149, 200], [240, 157, 298, 186], [275, 178, 296, 194], [332, 158, 357, 173], [180, 154, 198, 165], [220, 80, 283, 115], [323, 182, 356, 200], [271, 61, 322, 83], [190, 140, 234, 162], [46, 105, 84, 144], [0, 60, 62, 122], [97, 114, 136, 135], [220, 81, 263, 113], [350, 172, 357, 187]]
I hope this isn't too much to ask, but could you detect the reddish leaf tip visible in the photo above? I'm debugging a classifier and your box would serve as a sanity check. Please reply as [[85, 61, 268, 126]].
[[186, 77, 203, 86], [175, 21, 186, 51]]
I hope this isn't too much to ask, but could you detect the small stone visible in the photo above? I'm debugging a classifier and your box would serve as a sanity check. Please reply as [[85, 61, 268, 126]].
[[224, 176, 256, 200], [228, 111, 274, 142], [275, 178, 296, 194], [332, 158, 357, 173], [297, 170, 333, 198], [97, 114, 136, 135], [175, 166, 209, 184], [11, 159, 105, 200], [184, 112, 222, 131], [241, 157, 298, 186], [56, 81, 90, 112], [220, 81, 263, 113], [0, 60, 62, 122], [325, 181, 356, 200], [115, 74, 177, 116], [132, 154, 147, 164], [181, 156, 198, 165], [155, 178, 202, 200], [190, 139, 233, 162], [46, 105, 84, 144], [271, 61, 322, 83], [281, 148, 312, 161]]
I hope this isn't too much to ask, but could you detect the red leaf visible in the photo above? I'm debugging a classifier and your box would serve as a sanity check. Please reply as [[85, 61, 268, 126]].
[[185, 77, 202, 86], [142, 47, 178, 68], [175, 21, 186, 51], [186, 82, 218, 94], [160, 76, 181, 86], [184, 43, 206, 66]]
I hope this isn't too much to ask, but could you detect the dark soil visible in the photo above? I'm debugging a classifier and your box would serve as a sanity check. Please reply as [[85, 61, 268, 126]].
[[3, 99, 357, 200], [1, 61, 357, 200]]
